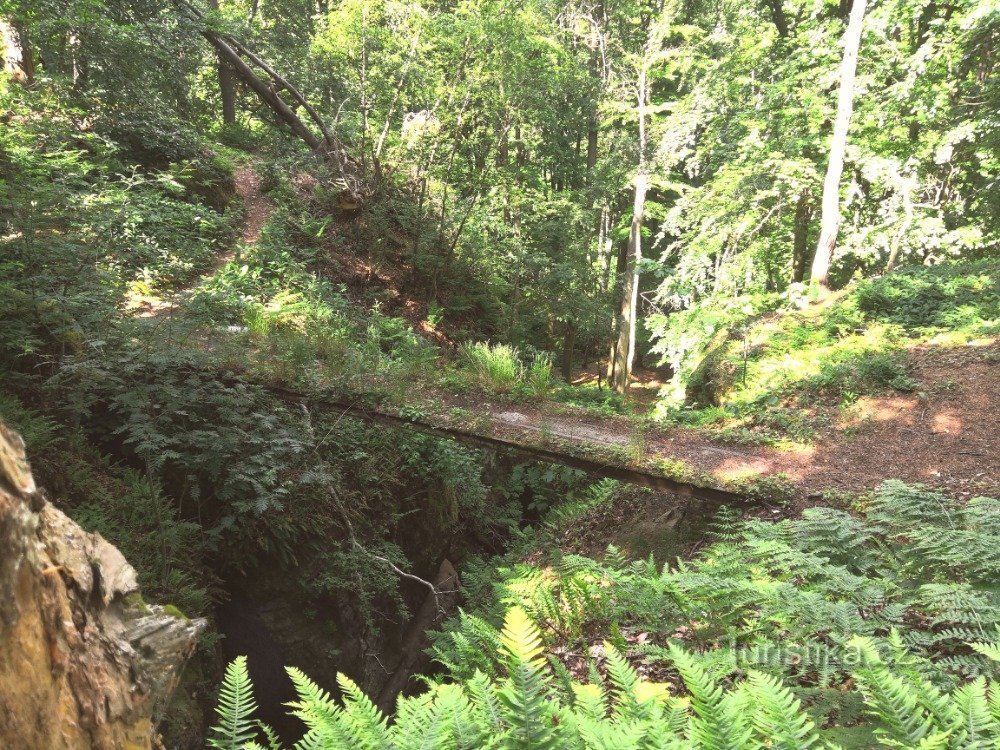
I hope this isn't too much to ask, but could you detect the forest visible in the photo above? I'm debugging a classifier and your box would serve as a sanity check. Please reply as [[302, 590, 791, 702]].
[[0, 0, 998, 746]]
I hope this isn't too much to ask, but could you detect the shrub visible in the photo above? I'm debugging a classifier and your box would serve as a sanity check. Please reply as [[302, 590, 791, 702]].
[[855, 262, 1000, 333], [554, 384, 627, 415]]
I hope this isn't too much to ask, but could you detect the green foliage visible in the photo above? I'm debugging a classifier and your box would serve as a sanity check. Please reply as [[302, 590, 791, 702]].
[[552, 385, 627, 416], [0, 82, 235, 378], [849, 632, 1000, 749], [214, 609, 1000, 749], [462, 342, 522, 394], [6, 0, 1000, 745], [652, 261, 998, 432], [506, 462, 587, 515], [855, 263, 1000, 335], [213, 606, 823, 749], [525, 353, 555, 398], [430, 482, 1000, 745], [208, 656, 259, 750]]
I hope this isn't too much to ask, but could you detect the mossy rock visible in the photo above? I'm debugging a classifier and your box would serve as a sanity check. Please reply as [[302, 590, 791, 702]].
[[160, 604, 189, 621], [684, 326, 739, 407]]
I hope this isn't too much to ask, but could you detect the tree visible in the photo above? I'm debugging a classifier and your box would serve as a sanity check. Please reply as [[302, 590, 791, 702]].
[[1, 17, 34, 84], [810, 0, 868, 292], [206, 0, 237, 126], [610, 4, 665, 394]]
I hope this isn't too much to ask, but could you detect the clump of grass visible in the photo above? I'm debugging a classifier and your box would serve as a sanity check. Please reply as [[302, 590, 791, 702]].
[[243, 302, 273, 336], [526, 353, 554, 397], [462, 341, 522, 393], [628, 421, 648, 462]]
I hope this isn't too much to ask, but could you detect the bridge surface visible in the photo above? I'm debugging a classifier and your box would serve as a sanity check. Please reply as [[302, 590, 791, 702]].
[[251, 372, 999, 507]]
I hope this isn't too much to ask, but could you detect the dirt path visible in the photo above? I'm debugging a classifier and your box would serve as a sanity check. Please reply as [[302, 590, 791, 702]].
[[203, 164, 270, 275], [235, 165, 270, 246], [421, 340, 999, 503], [134, 164, 271, 319]]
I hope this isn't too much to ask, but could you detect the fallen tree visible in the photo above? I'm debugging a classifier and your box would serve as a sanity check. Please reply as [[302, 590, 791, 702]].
[[177, 0, 365, 201]]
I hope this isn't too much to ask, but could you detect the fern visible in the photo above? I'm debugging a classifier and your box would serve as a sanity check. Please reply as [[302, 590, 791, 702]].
[[336, 674, 391, 749], [668, 644, 751, 750], [286, 667, 354, 749], [208, 656, 260, 750], [741, 671, 821, 749], [213, 610, 1000, 750], [970, 629, 1000, 664], [496, 607, 559, 750], [948, 677, 999, 747]]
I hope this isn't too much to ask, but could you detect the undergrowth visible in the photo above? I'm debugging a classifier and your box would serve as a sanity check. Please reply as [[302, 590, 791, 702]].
[[200, 480, 1000, 748], [422, 480, 1000, 746], [653, 262, 1000, 440]]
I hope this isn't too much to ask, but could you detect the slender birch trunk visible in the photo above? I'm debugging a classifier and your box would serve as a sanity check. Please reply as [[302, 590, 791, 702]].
[[811, 0, 868, 292]]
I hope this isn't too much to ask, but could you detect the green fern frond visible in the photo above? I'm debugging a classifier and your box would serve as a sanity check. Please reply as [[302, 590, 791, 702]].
[[970, 628, 1000, 663], [947, 676, 1000, 747], [849, 637, 939, 747], [465, 671, 504, 733], [500, 607, 546, 668], [604, 643, 641, 722], [208, 656, 259, 750], [392, 690, 439, 749], [572, 682, 609, 721], [497, 608, 558, 749], [742, 670, 820, 749], [668, 643, 751, 750], [256, 722, 284, 750], [286, 667, 352, 749], [335, 674, 391, 749], [433, 683, 487, 749]]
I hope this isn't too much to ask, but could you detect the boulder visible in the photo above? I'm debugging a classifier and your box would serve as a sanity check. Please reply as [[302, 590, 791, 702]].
[[0, 417, 205, 749]]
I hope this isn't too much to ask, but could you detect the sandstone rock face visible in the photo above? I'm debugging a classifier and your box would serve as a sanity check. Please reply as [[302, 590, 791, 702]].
[[0, 418, 205, 749]]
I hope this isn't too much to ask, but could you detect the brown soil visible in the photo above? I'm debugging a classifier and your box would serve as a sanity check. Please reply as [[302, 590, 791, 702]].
[[236, 164, 271, 246], [430, 340, 1000, 503]]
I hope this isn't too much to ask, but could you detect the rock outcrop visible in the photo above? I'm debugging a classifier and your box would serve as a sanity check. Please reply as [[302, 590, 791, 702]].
[[0, 418, 205, 749]]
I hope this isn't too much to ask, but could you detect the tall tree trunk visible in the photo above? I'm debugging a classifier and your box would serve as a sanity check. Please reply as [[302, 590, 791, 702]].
[[613, 172, 647, 393], [219, 65, 237, 125], [598, 203, 613, 292], [885, 173, 914, 272], [791, 192, 814, 282], [207, 0, 237, 126], [1, 18, 34, 85], [611, 45, 651, 394], [606, 237, 628, 386], [562, 321, 576, 383], [586, 115, 598, 174], [810, 0, 867, 292]]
